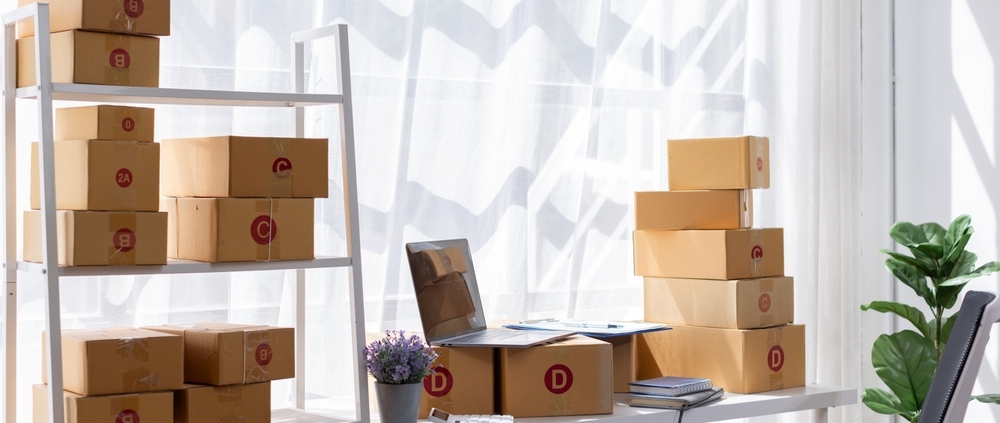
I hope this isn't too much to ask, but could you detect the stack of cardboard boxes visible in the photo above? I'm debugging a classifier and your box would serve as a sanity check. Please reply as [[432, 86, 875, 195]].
[[33, 323, 294, 422], [633, 136, 805, 394]]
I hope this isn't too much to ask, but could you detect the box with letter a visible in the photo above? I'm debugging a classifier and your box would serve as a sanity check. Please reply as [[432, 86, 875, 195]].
[[497, 335, 612, 417], [419, 347, 494, 418]]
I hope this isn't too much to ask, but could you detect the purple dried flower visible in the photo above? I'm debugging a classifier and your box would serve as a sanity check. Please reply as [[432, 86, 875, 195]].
[[365, 330, 438, 384]]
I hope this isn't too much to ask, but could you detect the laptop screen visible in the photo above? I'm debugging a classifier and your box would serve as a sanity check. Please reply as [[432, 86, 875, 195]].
[[405, 239, 488, 343]]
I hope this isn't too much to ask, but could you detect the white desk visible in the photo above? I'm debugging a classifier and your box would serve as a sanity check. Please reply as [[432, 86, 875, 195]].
[[519, 384, 857, 423]]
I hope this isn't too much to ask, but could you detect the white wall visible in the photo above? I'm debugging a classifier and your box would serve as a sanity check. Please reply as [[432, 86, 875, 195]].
[[894, 0, 1000, 421]]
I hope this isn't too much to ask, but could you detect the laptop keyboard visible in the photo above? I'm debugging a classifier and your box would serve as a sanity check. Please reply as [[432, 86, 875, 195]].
[[446, 329, 525, 343]]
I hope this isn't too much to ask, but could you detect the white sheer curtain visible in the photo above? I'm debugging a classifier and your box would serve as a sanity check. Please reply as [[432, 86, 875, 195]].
[[3, 1, 862, 422]]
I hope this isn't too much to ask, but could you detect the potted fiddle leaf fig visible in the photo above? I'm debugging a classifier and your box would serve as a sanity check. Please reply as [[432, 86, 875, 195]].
[[862, 215, 1000, 422]]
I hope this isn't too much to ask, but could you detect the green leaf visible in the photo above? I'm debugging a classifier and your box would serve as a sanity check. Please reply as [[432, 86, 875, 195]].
[[972, 394, 1000, 404], [862, 388, 911, 415], [944, 251, 978, 280], [939, 261, 1000, 287], [940, 313, 958, 346], [919, 223, 947, 246], [861, 301, 931, 339], [881, 250, 934, 275], [911, 242, 945, 260], [891, 222, 929, 246], [872, 330, 938, 411], [944, 215, 973, 261], [886, 257, 936, 307]]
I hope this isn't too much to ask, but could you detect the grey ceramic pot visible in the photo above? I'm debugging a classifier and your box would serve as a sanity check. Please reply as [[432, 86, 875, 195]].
[[374, 382, 423, 423]]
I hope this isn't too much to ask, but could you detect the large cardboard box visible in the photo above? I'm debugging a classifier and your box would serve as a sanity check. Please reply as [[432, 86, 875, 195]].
[[18, 30, 159, 88], [633, 228, 784, 280], [32, 384, 172, 423], [419, 347, 493, 418], [607, 335, 637, 393], [637, 324, 805, 394], [144, 323, 294, 385], [41, 328, 183, 396], [160, 136, 329, 198], [668, 136, 770, 190], [634, 190, 752, 230], [161, 197, 314, 262], [497, 335, 612, 417], [18, 0, 171, 37], [30, 140, 160, 211], [174, 382, 270, 423], [24, 210, 168, 266], [56, 105, 155, 142], [644, 277, 795, 329]]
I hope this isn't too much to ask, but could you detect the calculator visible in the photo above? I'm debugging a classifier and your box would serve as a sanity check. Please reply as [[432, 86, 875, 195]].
[[427, 408, 514, 423]]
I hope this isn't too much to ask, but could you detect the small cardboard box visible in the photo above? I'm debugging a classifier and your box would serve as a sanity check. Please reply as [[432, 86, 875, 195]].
[[30, 140, 160, 211], [606, 335, 637, 393], [56, 105, 155, 142], [668, 136, 770, 190], [497, 335, 613, 417], [160, 136, 329, 198], [644, 277, 795, 329], [633, 228, 784, 280], [41, 328, 183, 396], [162, 197, 314, 263], [18, 30, 159, 88], [144, 323, 294, 386], [174, 382, 270, 423], [636, 324, 805, 394], [24, 210, 168, 266], [634, 190, 752, 230], [419, 347, 494, 418], [18, 0, 171, 38], [32, 384, 173, 423]]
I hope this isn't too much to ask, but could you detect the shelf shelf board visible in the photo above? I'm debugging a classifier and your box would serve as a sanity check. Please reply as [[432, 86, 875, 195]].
[[16, 255, 351, 277], [14, 84, 344, 107], [271, 408, 357, 423]]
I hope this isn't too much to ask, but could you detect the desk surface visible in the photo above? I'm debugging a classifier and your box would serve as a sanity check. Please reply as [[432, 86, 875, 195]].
[[519, 384, 857, 423]]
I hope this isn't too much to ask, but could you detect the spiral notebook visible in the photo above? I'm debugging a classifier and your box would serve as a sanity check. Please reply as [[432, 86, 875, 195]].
[[628, 376, 713, 397]]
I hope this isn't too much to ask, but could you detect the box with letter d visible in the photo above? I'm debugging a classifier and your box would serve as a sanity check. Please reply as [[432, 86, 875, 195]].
[[419, 347, 494, 419]]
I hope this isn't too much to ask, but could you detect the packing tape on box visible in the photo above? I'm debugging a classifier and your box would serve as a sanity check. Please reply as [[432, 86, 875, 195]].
[[748, 229, 764, 277], [268, 138, 293, 197], [545, 347, 573, 414], [254, 199, 281, 261], [217, 385, 244, 403], [112, 141, 139, 210], [244, 329, 272, 383], [116, 337, 150, 361], [108, 212, 138, 265], [753, 136, 765, 188], [768, 327, 784, 390], [104, 35, 132, 85], [111, 0, 141, 33], [741, 190, 752, 228], [759, 278, 775, 327], [122, 366, 159, 392], [109, 394, 141, 420]]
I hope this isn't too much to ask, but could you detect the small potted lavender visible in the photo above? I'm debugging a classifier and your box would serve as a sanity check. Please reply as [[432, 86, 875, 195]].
[[366, 330, 438, 423]]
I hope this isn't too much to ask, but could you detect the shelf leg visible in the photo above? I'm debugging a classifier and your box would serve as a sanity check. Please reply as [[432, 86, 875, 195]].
[[813, 407, 828, 423], [4, 283, 14, 423], [295, 269, 306, 410], [1, 7, 16, 422]]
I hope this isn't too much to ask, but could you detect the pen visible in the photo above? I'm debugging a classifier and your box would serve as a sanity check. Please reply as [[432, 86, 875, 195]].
[[562, 322, 624, 329], [519, 318, 557, 324]]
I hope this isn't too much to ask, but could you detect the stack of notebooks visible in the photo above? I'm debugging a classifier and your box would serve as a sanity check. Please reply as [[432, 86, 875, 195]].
[[628, 376, 724, 410]]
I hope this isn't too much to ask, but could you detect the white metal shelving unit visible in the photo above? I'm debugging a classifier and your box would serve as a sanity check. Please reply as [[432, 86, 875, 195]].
[[1, 4, 369, 423]]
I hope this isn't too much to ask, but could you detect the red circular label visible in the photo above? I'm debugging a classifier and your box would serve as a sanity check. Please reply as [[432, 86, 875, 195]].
[[255, 343, 273, 366], [544, 364, 573, 394], [113, 229, 136, 252], [116, 409, 139, 423], [758, 293, 772, 313], [423, 365, 454, 397], [272, 157, 292, 179], [123, 0, 144, 18], [116, 168, 133, 188], [768, 345, 785, 372], [250, 215, 276, 245], [109, 48, 131, 69], [122, 117, 136, 132], [757, 157, 763, 171], [751, 245, 764, 259]]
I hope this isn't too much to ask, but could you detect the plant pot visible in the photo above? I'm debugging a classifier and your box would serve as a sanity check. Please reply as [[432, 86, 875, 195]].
[[374, 382, 423, 423]]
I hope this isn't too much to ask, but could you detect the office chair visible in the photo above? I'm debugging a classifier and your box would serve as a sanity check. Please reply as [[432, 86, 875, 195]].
[[918, 290, 1000, 423]]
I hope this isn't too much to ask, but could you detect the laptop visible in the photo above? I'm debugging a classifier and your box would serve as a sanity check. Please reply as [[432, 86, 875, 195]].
[[406, 238, 575, 348]]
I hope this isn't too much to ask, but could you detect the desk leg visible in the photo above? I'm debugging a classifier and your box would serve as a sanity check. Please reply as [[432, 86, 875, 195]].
[[813, 407, 828, 423]]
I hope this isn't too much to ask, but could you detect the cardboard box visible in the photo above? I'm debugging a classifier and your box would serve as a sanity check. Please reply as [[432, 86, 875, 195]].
[[144, 323, 294, 385], [668, 136, 770, 190], [419, 347, 494, 419], [634, 190, 752, 230], [644, 277, 795, 329], [32, 384, 172, 423], [174, 382, 270, 423], [161, 197, 314, 263], [56, 105, 155, 142], [41, 328, 183, 396], [18, 0, 171, 37], [30, 140, 160, 211], [607, 335, 637, 393], [18, 30, 159, 88], [497, 335, 612, 417], [24, 210, 168, 266], [633, 228, 784, 280], [160, 136, 329, 198], [409, 246, 469, 288], [636, 324, 805, 394]]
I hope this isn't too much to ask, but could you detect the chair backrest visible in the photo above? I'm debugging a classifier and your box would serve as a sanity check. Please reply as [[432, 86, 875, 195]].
[[918, 290, 1000, 423]]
